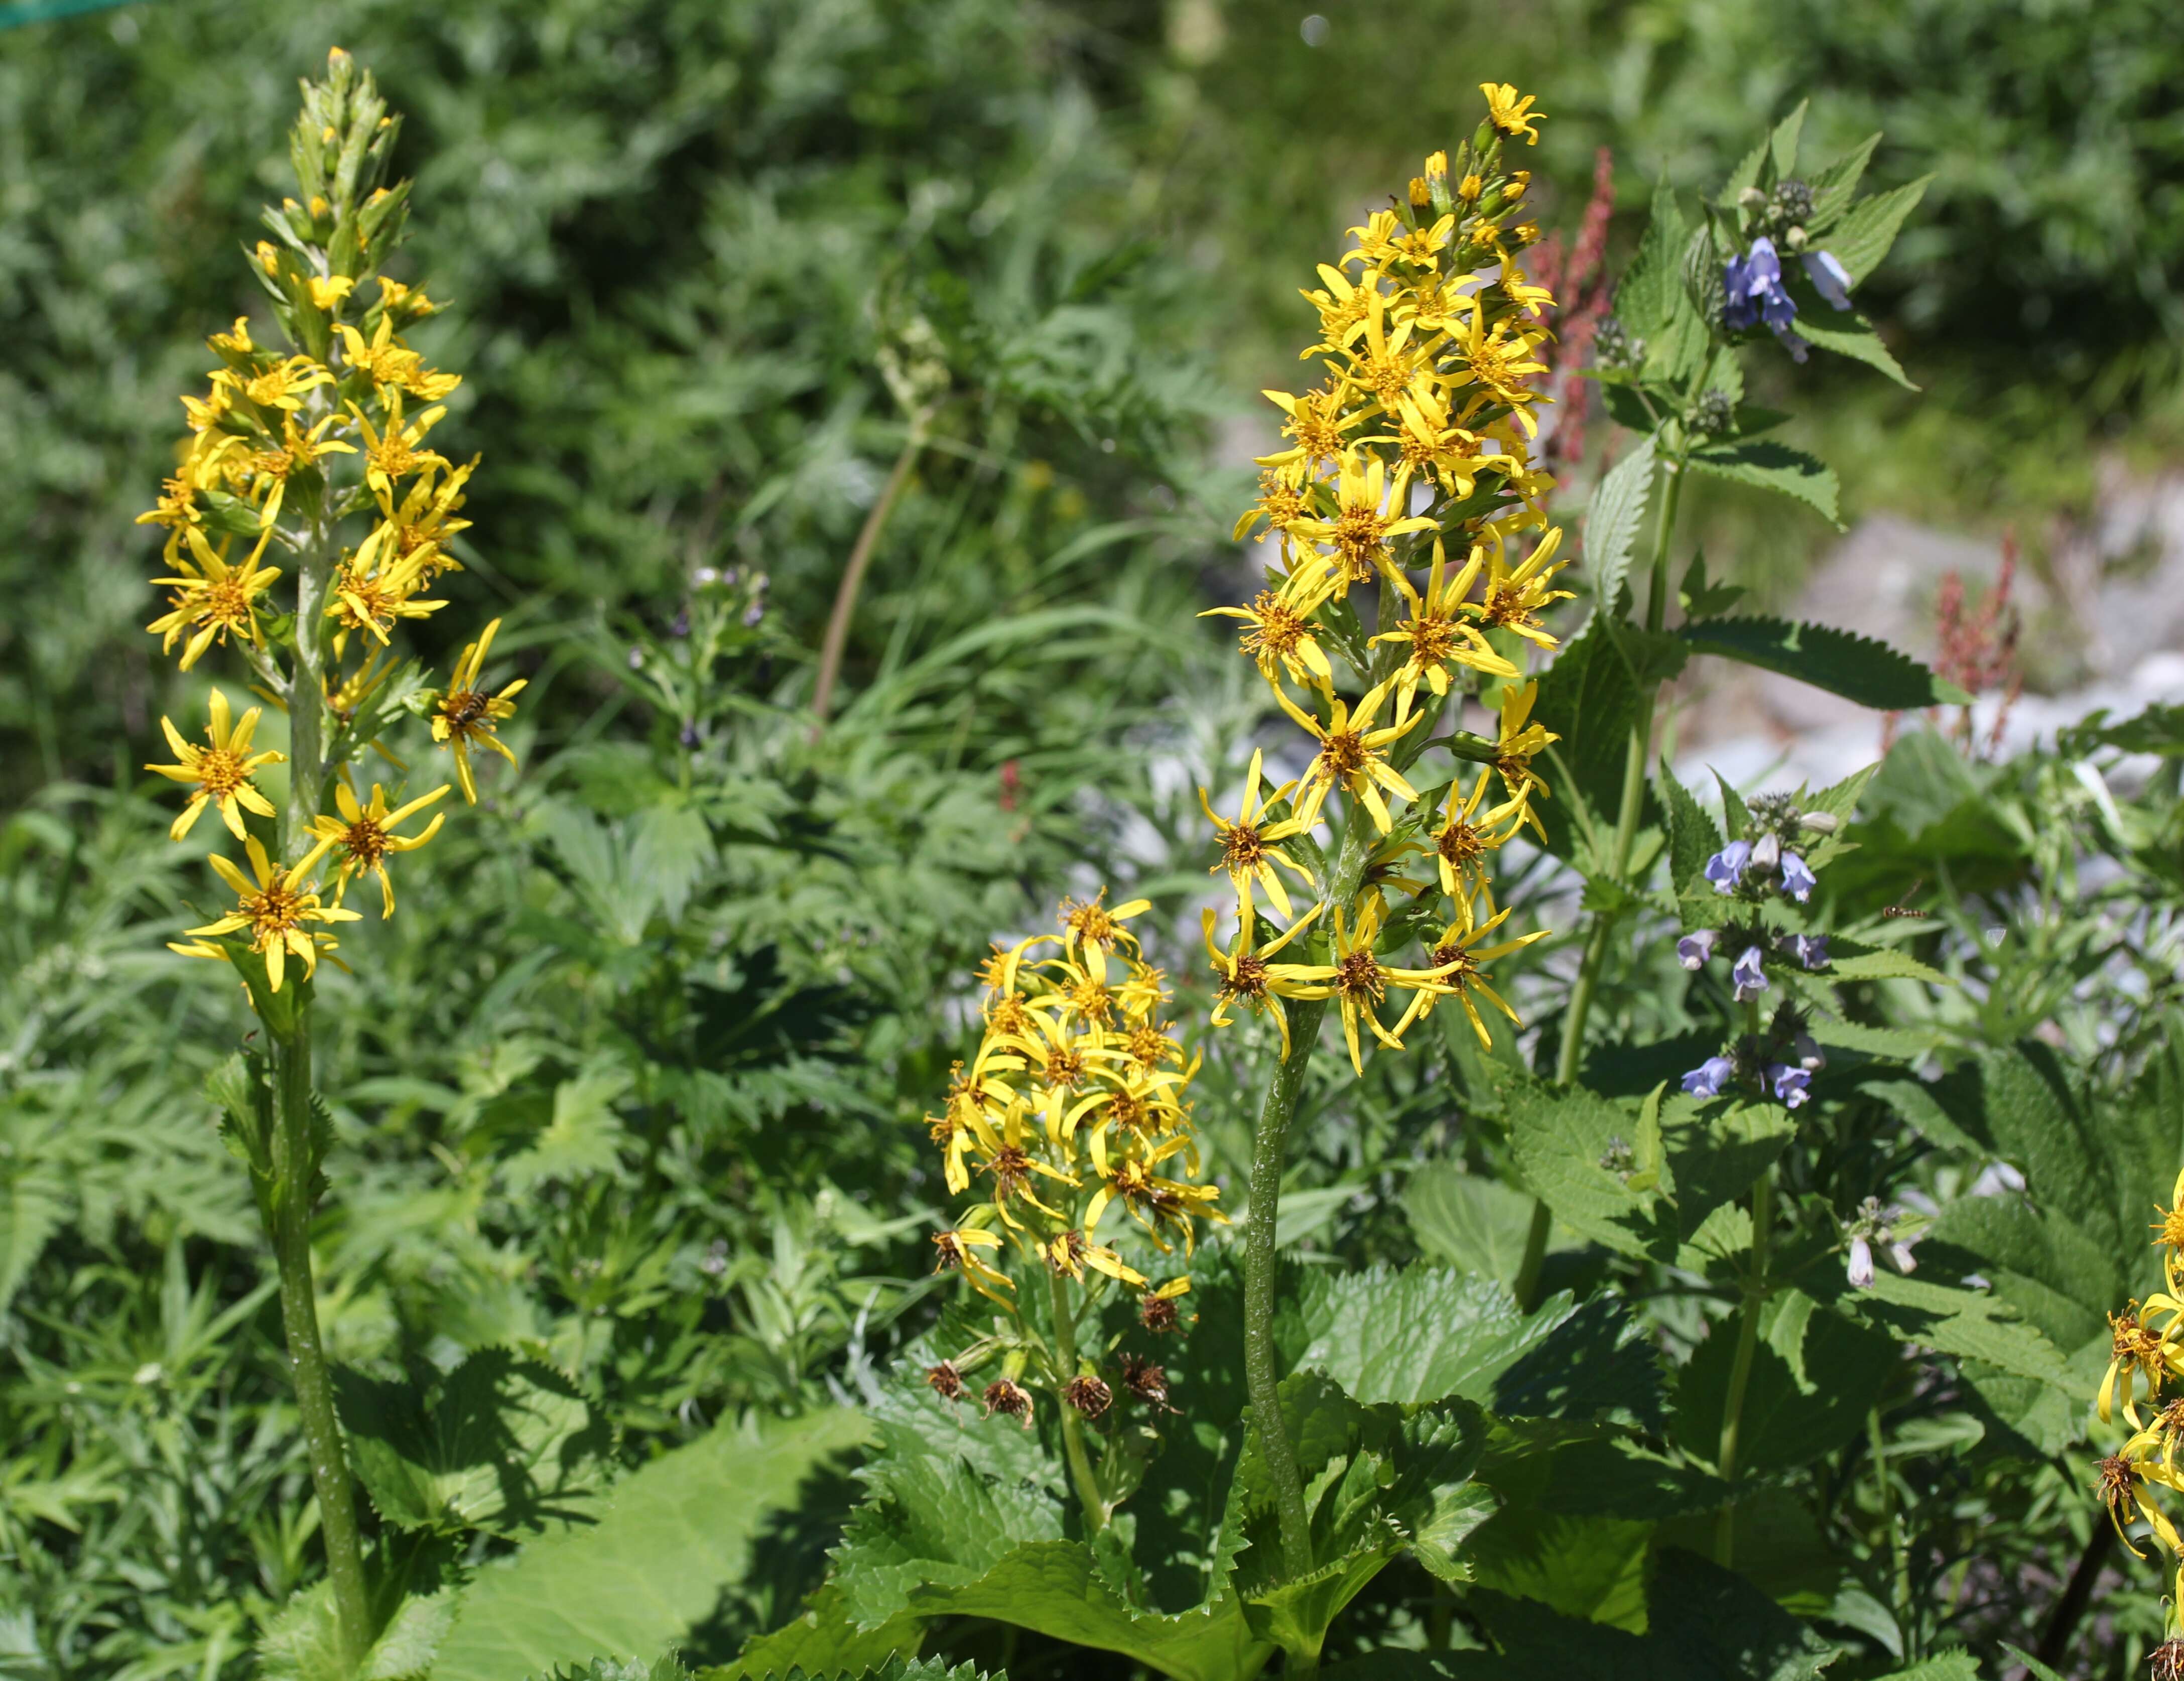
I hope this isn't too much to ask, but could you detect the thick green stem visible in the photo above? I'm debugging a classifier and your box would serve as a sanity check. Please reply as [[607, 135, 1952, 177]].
[[270, 1011, 370, 1668], [1048, 1268, 1109, 1535], [1713, 1163, 1774, 1567], [1243, 995, 1330, 1583]]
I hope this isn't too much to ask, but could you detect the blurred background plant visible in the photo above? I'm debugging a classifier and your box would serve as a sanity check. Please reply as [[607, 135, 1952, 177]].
[[4, 2, 2183, 1678]]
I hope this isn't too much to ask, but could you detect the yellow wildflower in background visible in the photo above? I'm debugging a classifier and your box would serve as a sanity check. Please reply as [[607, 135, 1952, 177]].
[[432, 618, 527, 803]]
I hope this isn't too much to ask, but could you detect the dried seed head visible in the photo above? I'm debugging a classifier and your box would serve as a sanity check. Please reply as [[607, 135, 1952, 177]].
[[1141, 1292, 1181, 1334], [982, 1378, 1034, 1427], [1121, 1353, 1174, 1412], [2151, 1639, 2184, 1681], [1065, 1375, 1113, 1420], [926, 1361, 967, 1403]]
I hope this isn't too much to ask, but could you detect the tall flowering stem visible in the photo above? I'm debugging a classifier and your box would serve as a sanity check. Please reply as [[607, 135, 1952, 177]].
[[141, 53, 514, 1665], [1210, 85, 1566, 1593]]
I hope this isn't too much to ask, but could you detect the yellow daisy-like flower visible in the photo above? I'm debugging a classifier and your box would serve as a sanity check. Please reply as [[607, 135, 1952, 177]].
[[1084, 1133, 1222, 1256], [1202, 588, 1334, 690], [1278, 679, 1422, 835], [147, 528, 283, 671], [1419, 767, 1529, 917], [183, 835, 361, 992], [145, 689, 286, 842], [246, 412, 357, 532], [1371, 538, 1519, 720], [1474, 526, 1573, 651], [1273, 893, 1457, 1076], [1479, 82, 1545, 144], [349, 392, 451, 499], [1287, 449, 1438, 604], [1200, 748, 1317, 928], [328, 522, 449, 647], [307, 274, 356, 314], [2101, 1298, 2184, 1428], [1057, 888, 1150, 985], [1390, 907, 1548, 1051], [1203, 901, 1326, 1059], [1491, 679, 1559, 826], [337, 315, 463, 403], [1447, 311, 1552, 431], [933, 1226, 1013, 1306], [431, 617, 527, 803], [295, 781, 450, 918], [1259, 385, 1366, 474]]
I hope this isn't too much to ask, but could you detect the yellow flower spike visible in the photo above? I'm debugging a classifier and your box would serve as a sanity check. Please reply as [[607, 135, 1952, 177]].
[[431, 617, 527, 803], [186, 836, 361, 992], [145, 689, 285, 842], [297, 781, 450, 918], [1200, 748, 1317, 931], [148, 527, 283, 670], [1278, 680, 1422, 836], [1480, 82, 1546, 144]]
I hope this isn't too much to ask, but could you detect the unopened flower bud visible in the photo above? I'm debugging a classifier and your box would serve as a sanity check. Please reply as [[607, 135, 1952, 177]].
[[1797, 811, 1840, 835], [1749, 832, 1782, 871]]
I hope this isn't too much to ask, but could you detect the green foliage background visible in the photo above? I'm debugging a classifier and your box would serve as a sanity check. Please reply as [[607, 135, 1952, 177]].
[[3, 1, 2181, 1678]]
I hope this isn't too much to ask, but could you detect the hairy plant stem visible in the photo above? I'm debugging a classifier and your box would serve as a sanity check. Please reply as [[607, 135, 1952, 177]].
[[1869, 1404, 1914, 1653], [270, 1010, 371, 1667], [810, 424, 925, 731], [1517, 454, 1686, 1308], [1242, 992, 1329, 1586], [1713, 1162, 1774, 1567], [1048, 1268, 1109, 1536]]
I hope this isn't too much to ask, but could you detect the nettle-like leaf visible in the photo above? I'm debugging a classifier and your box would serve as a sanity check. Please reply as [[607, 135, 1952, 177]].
[[335, 1348, 614, 1537], [1677, 616, 1970, 711], [1582, 433, 1656, 612], [1614, 178, 1688, 341], [1687, 440, 1841, 528], [1401, 1167, 1542, 1291], [1794, 318, 1918, 391], [433, 1406, 873, 1681], [1283, 1265, 1665, 1431], [1825, 176, 1933, 287]]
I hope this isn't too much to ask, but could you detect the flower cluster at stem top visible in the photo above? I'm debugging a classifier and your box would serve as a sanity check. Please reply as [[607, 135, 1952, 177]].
[[1719, 177, 1856, 362], [925, 891, 1203, 1423], [1210, 83, 1568, 1076], [140, 52, 520, 994]]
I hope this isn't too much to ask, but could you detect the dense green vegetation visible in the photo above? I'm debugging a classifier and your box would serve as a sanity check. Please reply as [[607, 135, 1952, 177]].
[[4, 4, 2181, 1679]]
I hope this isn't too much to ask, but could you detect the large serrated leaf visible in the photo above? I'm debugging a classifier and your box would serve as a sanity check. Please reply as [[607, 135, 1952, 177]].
[[1529, 616, 1686, 863], [1822, 176, 1932, 285], [1582, 435, 1656, 611], [1661, 769, 1724, 901], [434, 1407, 874, 1681], [1678, 617, 1969, 710], [1687, 441, 1840, 527], [1674, 1293, 1897, 1477], [713, 1584, 924, 1681], [1403, 1165, 1540, 1290]]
